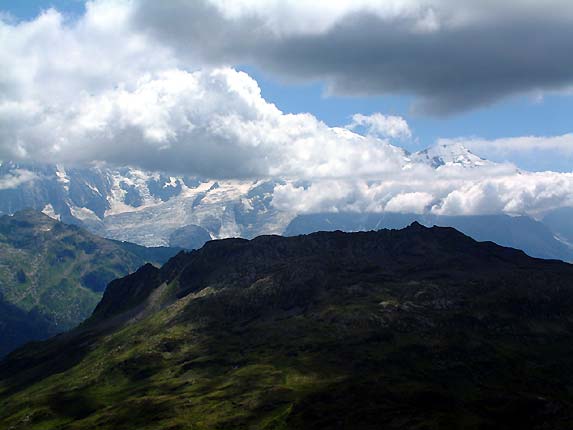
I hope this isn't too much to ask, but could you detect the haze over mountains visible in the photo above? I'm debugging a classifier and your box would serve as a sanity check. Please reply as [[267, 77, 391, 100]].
[[2, 224, 573, 429], [1, 142, 572, 261]]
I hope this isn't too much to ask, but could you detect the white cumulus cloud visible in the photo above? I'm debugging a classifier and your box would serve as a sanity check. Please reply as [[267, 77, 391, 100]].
[[0, 0, 572, 219], [346, 113, 412, 140], [0, 64, 411, 179], [0, 169, 37, 190]]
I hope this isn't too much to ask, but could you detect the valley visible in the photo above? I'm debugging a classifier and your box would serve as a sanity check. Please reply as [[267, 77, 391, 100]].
[[0, 210, 178, 356]]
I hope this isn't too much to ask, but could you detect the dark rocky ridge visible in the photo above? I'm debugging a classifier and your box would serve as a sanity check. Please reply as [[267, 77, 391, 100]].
[[285, 212, 573, 261], [95, 221, 569, 322]]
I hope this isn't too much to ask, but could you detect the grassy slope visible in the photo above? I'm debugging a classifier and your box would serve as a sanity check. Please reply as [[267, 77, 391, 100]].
[[0, 210, 177, 355]]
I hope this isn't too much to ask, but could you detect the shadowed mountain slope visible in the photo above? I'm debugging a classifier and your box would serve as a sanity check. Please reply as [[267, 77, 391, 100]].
[[1, 224, 573, 429]]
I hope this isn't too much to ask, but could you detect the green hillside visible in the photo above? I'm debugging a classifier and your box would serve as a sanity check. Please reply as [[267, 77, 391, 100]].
[[0, 210, 177, 356]]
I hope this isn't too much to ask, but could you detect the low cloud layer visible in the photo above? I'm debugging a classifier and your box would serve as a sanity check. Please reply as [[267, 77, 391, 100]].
[[272, 171, 573, 217], [0, 169, 37, 190]]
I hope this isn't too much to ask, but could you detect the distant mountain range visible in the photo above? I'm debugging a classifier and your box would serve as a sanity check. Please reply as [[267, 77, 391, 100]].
[[0, 210, 178, 356], [0, 160, 288, 247], [2, 224, 573, 429], [1, 143, 571, 261]]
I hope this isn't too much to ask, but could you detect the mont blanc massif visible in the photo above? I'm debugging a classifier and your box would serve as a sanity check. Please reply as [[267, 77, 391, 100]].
[[2, 143, 572, 260]]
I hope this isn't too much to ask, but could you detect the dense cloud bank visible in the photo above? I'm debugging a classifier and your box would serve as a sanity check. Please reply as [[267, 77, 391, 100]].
[[133, 0, 573, 114], [0, 0, 572, 216], [272, 172, 573, 217]]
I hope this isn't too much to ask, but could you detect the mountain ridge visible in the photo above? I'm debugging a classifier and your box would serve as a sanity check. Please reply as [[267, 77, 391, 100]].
[[285, 212, 573, 262], [2, 224, 573, 429]]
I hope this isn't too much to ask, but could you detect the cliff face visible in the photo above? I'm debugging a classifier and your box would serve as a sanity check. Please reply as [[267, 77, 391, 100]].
[[2, 224, 573, 429]]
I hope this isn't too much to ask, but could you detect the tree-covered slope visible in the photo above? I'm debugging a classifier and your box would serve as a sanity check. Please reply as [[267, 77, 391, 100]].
[[1, 224, 573, 429], [0, 210, 178, 356]]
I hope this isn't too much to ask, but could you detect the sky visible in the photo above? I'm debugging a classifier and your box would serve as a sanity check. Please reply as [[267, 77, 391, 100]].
[[236, 73, 573, 175], [1, 0, 573, 216]]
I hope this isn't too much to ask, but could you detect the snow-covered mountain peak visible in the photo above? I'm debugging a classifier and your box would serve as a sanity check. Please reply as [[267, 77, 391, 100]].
[[0, 160, 295, 247], [412, 142, 491, 169]]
